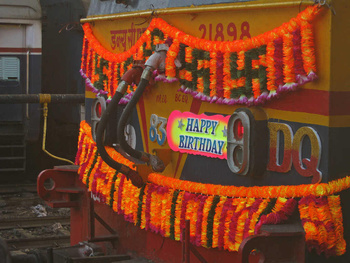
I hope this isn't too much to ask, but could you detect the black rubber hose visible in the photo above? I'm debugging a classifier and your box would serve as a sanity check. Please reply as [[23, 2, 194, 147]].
[[117, 72, 165, 173], [96, 91, 143, 187], [96, 91, 124, 171], [117, 78, 149, 160]]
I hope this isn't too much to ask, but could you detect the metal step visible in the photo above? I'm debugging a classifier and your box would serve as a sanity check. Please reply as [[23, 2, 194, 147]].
[[0, 133, 25, 136], [0, 122, 24, 133], [0, 145, 25, 148], [0, 158, 25, 169], [0, 145, 25, 157], [0, 136, 25, 145], [0, 122, 26, 176], [0, 168, 25, 172], [0, 156, 25, 160]]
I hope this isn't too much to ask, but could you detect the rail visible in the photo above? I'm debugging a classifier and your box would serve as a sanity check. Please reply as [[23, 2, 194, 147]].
[[0, 93, 84, 164], [0, 216, 70, 230], [0, 94, 84, 104], [6, 236, 70, 251], [0, 185, 71, 253]]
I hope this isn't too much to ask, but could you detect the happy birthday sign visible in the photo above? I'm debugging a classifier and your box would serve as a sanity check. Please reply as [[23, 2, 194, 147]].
[[167, 111, 230, 159]]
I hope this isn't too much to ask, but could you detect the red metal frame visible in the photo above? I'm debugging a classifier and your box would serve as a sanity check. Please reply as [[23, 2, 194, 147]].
[[37, 165, 84, 208], [37, 167, 306, 263]]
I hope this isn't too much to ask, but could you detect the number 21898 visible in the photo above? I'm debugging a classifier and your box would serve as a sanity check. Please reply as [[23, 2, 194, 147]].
[[199, 22, 251, 41]]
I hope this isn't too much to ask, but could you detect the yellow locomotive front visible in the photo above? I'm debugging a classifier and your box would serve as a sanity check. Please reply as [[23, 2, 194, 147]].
[[41, 0, 350, 262]]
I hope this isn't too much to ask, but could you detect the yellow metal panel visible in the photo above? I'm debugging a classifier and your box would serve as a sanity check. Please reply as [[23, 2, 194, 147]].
[[84, 1, 342, 127], [329, 115, 350, 128], [265, 109, 329, 126], [330, 0, 350, 92], [136, 82, 194, 155], [81, 0, 315, 23], [85, 90, 96, 99], [88, 2, 331, 95]]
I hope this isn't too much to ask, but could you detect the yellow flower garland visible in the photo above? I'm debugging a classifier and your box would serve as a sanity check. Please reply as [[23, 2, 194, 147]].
[[75, 121, 348, 256], [81, 6, 321, 106], [148, 173, 350, 199]]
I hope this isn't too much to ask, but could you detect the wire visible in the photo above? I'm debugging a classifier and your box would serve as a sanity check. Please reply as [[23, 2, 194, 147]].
[[135, 4, 157, 26], [42, 102, 74, 164]]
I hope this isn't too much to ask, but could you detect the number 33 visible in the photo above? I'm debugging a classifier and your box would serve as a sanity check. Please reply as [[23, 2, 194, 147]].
[[149, 114, 167, 146]]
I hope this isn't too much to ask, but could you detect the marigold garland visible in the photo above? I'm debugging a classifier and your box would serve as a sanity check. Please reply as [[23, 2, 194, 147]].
[[80, 6, 321, 106], [148, 172, 350, 199], [298, 196, 346, 256], [76, 121, 349, 256]]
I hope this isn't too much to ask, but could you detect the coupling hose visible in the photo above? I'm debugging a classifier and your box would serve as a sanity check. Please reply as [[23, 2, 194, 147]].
[[96, 89, 144, 188], [117, 67, 165, 172]]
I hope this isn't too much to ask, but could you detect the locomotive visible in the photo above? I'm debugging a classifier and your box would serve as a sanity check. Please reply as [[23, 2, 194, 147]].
[[37, 0, 350, 262]]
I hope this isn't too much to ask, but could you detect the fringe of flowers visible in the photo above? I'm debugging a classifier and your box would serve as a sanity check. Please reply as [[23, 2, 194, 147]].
[[76, 121, 348, 255], [298, 195, 346, 256], [80, 6, 321, 106]]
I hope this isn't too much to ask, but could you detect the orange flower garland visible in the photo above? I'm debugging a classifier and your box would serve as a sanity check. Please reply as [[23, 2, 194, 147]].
[[223, 52, 232, 99], [300, 20, 316, 74], [265, 40, 276, 92], [76, 117, 349, 256], [209, 51, 217, 98], [148, 172, 350, 199], [328, 196, 346, 255], [283, 32, 296, 84], [165, 38, 180, 78], [81, 5, 321, 106], [298, 196, 346, 256]]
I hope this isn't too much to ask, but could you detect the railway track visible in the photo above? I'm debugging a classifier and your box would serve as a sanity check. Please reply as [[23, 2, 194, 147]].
[[0, 216, 70, 230], [6, 235, 70, 251], [0, 183, 37, 194], [0, 184, 153, 262], [0, 183, 71, 251]]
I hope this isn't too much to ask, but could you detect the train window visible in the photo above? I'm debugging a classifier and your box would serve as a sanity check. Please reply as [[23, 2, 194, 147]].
[[0, 57, 20, 81]]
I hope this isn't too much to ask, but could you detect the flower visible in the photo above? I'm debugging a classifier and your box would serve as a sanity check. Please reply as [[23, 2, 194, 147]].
[[76, 121, 349, 256], [81, 5, 320, 106]]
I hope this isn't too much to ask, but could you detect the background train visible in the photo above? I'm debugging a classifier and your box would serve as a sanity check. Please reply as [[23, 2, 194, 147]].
[[0, 0, 89, 183]]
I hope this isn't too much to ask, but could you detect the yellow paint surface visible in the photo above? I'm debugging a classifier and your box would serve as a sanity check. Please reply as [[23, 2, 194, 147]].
[[88, 0, 331, 94], [84, 1, 350, 126], [86, 90, 96, 99], [84, 0, 350, 180]]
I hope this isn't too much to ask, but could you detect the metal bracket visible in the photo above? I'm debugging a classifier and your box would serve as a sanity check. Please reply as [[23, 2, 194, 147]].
[[182, 220, 208, 263], [37, 165, 84, 208], [238, 223, 305, 263], [135, 148, 172, 180], [152, 148, 172, 167]]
